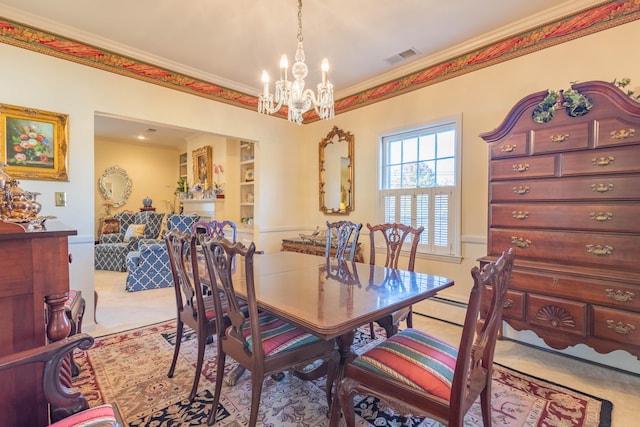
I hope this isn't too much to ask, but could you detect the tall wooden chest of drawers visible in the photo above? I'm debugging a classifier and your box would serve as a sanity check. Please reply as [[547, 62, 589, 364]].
[[479, 80, 640, 359]]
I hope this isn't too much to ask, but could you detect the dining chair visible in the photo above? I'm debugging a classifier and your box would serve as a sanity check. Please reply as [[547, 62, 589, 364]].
[[164, 229, 229, 401], [338, 248, 515, 427], [201, 238, 340, 426], [0, 334, 128, 426], [325, 220, 363, 261], [367, 222, 424, 339]]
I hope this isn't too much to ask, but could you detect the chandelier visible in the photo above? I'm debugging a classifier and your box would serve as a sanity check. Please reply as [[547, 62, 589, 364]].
[[258, 0, 334, 125]]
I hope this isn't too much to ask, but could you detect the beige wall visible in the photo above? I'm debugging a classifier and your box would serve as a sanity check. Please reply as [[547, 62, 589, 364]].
[[0, 17, 639, 371], [94, 138, 181, 238]]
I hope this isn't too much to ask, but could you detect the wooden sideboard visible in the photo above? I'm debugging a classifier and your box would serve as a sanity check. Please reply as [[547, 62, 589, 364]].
[[0, 221, 77, 426], [479, 80, 640, 361], [281, 238, 364, 263]]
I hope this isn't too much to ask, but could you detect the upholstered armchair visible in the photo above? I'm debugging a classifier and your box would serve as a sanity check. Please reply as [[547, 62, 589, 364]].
[[94, 211, 165, 271], [125, 214, 199, 292]]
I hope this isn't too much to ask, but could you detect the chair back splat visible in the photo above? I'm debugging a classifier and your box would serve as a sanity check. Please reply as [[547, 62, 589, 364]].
[[338, 248, 515, 427], [201, 238, 339, 426], [164, 229, 220, 401], [325, 220, 362, 261], [367, 223, 424, 338], [192, 220, 237, 244]]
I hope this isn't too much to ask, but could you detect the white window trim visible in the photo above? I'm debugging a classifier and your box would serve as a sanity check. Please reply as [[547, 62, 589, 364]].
[[377, 114, 462, 261]]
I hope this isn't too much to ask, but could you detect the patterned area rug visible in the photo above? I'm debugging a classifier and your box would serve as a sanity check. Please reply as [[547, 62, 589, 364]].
[[72, 321, 612, 426]]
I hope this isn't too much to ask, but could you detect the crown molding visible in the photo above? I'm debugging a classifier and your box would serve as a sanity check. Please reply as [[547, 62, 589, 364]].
[[1, 1, 639, 123]]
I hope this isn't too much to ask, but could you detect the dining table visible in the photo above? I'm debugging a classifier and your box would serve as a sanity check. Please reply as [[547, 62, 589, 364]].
[[198, 250, 455, 425]]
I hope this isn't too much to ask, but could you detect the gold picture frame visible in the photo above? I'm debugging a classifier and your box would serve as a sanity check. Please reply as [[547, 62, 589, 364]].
[[193, 145, 212, 186], [0, 103, 69, 181]]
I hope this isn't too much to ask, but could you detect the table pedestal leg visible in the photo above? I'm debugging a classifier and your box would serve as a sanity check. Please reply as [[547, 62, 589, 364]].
[[329, 329, 355, 426]]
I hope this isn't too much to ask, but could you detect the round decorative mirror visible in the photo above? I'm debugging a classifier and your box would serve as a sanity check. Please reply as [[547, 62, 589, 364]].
[[98, 165, 132, 208]]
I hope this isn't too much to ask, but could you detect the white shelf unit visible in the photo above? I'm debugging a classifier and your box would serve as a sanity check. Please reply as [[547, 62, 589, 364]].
[[179, 152, 187, 180], [239, 142, 255, 231]]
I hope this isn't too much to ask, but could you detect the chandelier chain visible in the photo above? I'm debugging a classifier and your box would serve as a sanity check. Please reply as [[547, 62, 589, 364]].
[[297, 0, 303, 43]]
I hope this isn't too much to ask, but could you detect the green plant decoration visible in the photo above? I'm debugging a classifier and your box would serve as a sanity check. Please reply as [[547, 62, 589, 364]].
[[562, 85, 593, 118], [532, 90, 560, 123], [175, 176, 188, 195], [612, 77, 640, 103]]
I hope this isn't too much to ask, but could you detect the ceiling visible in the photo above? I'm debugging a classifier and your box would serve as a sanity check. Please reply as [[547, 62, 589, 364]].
[[0, 0, 604, 146]]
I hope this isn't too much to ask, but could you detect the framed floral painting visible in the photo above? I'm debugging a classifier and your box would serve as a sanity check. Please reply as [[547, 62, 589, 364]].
[[193, 145, 212, 187], [0, 103, 69, 181]]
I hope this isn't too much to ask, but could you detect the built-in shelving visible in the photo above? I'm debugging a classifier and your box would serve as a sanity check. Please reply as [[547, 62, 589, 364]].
[[239, 142, 255, 231]]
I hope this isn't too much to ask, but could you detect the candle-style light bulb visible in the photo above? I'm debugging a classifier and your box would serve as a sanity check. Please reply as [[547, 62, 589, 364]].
[[280, 55, 288, 81], [261, 70, 270, 97], [321, 58, 329, 85]]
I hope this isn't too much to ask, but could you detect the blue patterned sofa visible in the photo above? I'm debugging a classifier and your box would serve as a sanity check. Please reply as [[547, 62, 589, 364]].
[[94, 211, 165, 271], [125, 214, 199, 292]]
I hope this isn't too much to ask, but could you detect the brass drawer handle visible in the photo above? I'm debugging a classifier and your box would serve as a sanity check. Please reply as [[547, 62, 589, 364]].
[[610, 128, 635, 140], [586, 244, 613, 256], [591, 156, 615, 167], [589, 212, 613, 222], [503, 299, 514, 309], [501, 144, 517, 153], [511, 210, 529, 220], [590, 183, 614, 193], [605, 289, 635, 302], [550, 133, 569, 143], [511, 237, 531, 248], [606, 320, 636, 335], [512, 163, 529, 173], [512, 185, 530, 195]]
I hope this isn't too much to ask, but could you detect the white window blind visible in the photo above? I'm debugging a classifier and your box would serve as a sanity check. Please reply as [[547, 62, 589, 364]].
[[379, 119, 460, 257]]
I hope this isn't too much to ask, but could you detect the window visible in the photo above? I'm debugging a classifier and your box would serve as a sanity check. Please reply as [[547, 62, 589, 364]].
[[379, 118, 461, 258]]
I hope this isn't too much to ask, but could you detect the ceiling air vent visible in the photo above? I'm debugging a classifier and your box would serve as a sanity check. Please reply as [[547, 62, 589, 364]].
[[386, 48, 419, 65]]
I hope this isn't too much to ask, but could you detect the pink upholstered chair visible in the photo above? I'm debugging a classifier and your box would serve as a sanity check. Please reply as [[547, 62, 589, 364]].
[[338, 248, 515, 427], [0, 333, 127, 426]]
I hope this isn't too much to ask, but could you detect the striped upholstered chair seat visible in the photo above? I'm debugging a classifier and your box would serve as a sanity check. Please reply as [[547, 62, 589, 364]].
[[337, 248, 516, 427], [240, 312, 323, 356], [352, 328, 456, 401]]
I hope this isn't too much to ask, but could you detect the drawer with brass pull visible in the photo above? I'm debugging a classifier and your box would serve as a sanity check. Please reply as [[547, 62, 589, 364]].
[[490, 175, 640, 201], [509, 269, 640, 311], [530, 122, 591, 154], [592, 306, 640, 346], [490, 154, 557, 180], [596, 117, 640, 147], [489, 228, 640, 269], [490, 132, 529, 159], [481, 287, 525, 320], [489, 202, 640, 232], [562, 145, 640, 175]]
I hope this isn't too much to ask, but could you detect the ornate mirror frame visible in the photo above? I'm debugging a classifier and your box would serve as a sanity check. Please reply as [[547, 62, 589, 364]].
[[98, 165, 132, 208], [319, 126, 354, 215]]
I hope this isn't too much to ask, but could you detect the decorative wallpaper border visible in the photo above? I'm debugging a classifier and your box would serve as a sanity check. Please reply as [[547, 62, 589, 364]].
[[1, 0, 639, 123]]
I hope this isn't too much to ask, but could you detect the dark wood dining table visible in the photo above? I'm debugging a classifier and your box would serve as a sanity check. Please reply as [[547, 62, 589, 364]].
[[199, 250, 454, 424]]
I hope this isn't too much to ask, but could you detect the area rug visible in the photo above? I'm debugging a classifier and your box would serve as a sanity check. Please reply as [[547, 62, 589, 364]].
[[72, 321, 612, 426]]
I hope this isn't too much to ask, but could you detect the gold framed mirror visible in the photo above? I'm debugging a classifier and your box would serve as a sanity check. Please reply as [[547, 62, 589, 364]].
[[319, 126, 354, 214]]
